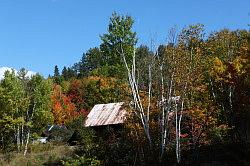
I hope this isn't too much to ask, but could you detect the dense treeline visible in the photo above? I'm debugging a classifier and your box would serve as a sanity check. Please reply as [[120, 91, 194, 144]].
[[0, 12, 249, 165], [0, 69, 53, 154]]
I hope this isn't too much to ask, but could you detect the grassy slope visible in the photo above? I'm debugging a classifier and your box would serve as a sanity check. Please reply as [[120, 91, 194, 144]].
[[0, 144, 74, 166]]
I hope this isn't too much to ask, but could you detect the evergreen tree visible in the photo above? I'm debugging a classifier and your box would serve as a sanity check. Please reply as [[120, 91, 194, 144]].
[[67, 67, 77, 79], [53, 65, 61, 84], [54, 65, 60, 77], [157, 45, 166, 58], [62, 66, 68, 80]]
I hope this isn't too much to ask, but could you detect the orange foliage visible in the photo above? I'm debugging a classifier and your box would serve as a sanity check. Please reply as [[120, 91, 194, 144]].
[[51, 85, 81, 124]]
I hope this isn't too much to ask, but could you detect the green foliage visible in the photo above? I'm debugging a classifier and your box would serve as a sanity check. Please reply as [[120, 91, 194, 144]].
[[100, 12, 137, 78], [62, 66, 77, 81], [0, 70, 28, 151], [61, 156, 102, 166], [0, 145, 74, 166], [66, 116, 96, 150], [206, 29, 250, 141], [210, 125, 230, 143], [53, 65, 62, 84], [1, 12, 250, 165], [100, 12, 137, 64], [80, 76, 130, 110], [47, 126, 73, 143], [0, 70, 53, 152], [48, 16, 249, 164], [54, 65, 60, 77], [68, 12, 137, 79], [64, 117, 103, 165], [29, 74, 54, 134], [76, 48, 103, 77]]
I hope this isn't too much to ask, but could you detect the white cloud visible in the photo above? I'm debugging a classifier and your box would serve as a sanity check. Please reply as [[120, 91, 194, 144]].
[[0, 67, 36, 80]]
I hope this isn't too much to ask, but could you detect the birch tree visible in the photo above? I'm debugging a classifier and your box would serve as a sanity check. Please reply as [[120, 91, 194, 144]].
[[100, 13, 184, 163], [0, 70, 28, 152], [100, 12, 137, 79], [24, 74, 54, 155], [207, 29, 250, 141], [101, 13, 219, 164]]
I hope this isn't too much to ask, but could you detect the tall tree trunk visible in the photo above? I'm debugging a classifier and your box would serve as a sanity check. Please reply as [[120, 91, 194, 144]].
[[160, 64, 166, 160], [24, 130, 30, 156], [17, 125, 20, 153], [24, 102, 35, 155], [160, 64, 174, 160], [120, 46, 152, 146], [21, 124, 24, 147], [175, 100, 181, 163]]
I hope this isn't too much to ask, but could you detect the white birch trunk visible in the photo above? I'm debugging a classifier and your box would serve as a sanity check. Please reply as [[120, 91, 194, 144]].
[[176, 83, 187, 164], [160, 64, 175, 160], [147, 64, 152, 123], [21, 124, 24, 147], [119, 46, 151, 145], [24, 102, 35, 156], [24, 131, 30, 156], [17, 125, 20, 153], [229, 85, 233, 112], [209, 77, 216, 100], [175, 100, 180, 163], [160, 64, 166, 159]]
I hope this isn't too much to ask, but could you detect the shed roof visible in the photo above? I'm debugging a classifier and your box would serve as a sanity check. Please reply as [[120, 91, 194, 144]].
[[85, 102, 126, 127]]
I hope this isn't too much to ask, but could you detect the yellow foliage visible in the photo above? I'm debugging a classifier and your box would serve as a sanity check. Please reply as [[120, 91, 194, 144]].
[[232, 56, 247, 75], [213, 57, 226, 74]]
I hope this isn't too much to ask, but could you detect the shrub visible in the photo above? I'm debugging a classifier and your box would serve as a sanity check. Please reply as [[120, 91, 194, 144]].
[[61, 155, 102, 166]]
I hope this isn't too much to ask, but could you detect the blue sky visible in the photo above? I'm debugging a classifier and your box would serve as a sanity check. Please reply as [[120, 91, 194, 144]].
[[0, 0, 249, 76]]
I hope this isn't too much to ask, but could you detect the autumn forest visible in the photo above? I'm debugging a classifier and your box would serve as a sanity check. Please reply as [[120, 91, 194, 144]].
[[0, 13, 250, 165]]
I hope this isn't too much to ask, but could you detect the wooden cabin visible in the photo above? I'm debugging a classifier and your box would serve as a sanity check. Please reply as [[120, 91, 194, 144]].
[[85, 102, 127, 139], [85, 102, 126, 127]]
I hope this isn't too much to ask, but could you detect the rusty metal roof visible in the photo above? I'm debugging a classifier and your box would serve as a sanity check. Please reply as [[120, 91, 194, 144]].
[[85, 102, 126, 127]]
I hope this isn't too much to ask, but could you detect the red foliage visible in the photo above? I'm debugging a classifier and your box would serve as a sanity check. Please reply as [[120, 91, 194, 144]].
[[67, 80, 86, 111], [51, 85, 86, 124]]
